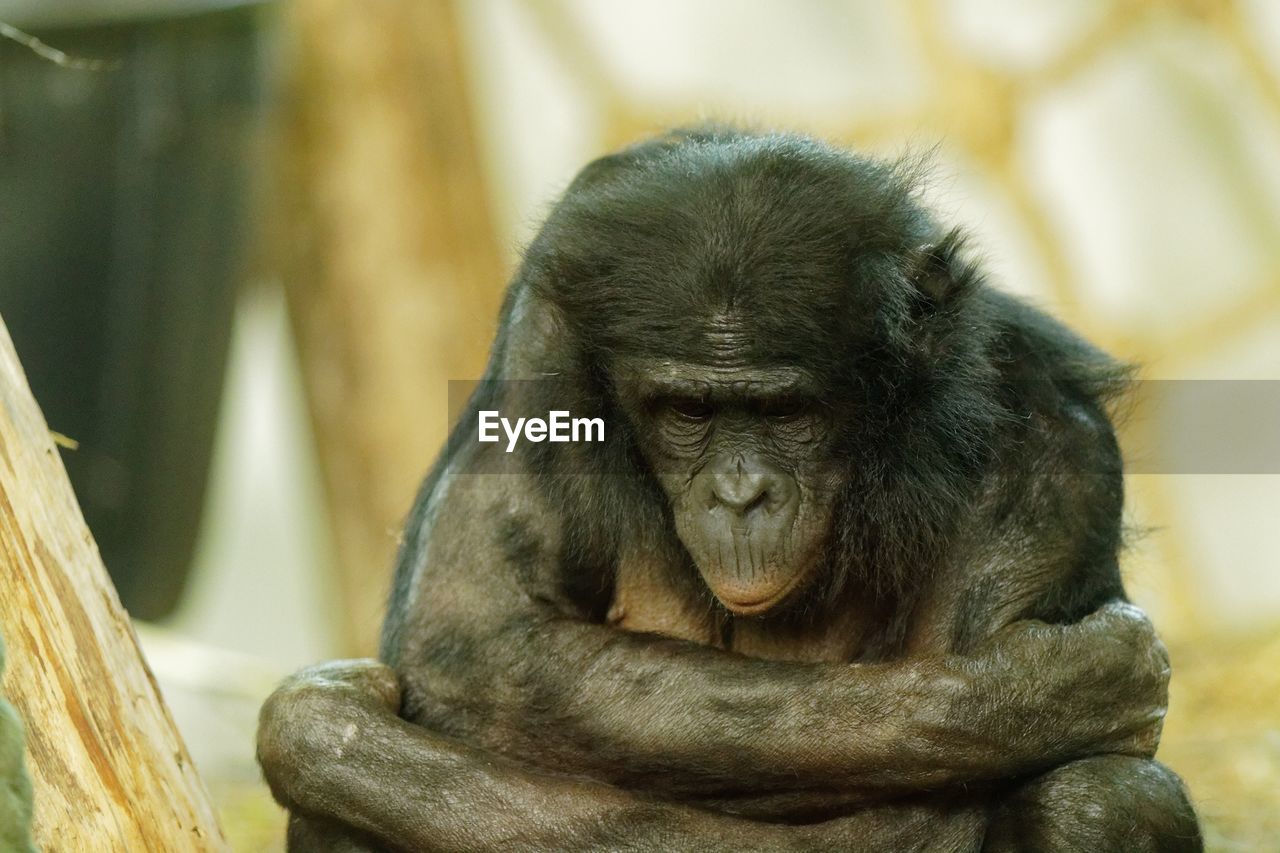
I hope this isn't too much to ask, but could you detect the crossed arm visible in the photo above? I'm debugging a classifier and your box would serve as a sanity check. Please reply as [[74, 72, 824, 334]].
[[257, 471, 1169, 851]]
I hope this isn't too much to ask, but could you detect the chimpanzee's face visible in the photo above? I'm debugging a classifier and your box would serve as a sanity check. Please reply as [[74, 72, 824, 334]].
[[617, 356, 844, 616]]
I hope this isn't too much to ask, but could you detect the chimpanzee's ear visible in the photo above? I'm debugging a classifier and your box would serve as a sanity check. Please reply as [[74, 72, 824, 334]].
[[908, 228, 979, 310]]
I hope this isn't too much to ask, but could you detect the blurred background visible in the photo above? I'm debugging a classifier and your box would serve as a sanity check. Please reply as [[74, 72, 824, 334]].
[[0, 0, 1277, 849]]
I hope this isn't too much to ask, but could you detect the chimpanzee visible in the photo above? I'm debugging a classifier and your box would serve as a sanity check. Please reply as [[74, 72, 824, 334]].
[[257, 127, 1200, 851]]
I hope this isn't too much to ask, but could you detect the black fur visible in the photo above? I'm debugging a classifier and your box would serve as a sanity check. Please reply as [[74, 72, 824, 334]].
[[384, 127, 1130, 659], [278, 125, 1206, 852]]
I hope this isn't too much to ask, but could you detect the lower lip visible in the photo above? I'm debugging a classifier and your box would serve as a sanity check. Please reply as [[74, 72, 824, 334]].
[[703, 551, 815, 616], [718, 588, 789, 615]]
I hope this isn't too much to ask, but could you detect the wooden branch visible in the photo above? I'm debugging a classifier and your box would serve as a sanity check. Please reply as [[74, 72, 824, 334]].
[[0, 314, 227, 850], [274, 0, 505, 653]]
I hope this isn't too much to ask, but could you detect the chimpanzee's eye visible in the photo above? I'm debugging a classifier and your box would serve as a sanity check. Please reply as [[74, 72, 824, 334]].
[[667, 397, 714, 421]]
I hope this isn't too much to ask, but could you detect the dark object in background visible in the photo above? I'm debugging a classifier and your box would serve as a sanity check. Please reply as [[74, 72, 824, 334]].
[[0, 5, 267, 619]]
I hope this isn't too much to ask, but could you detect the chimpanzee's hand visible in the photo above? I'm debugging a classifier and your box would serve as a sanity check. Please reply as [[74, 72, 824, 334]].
[[257, 659, 401, 813], [1075, 601, 1171, 757], [970, 601, 1170, 769], [265, 659, 401, 712]]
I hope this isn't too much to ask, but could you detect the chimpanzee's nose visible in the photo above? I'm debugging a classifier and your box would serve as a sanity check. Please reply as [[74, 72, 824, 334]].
[[708, 454, 778, 516]]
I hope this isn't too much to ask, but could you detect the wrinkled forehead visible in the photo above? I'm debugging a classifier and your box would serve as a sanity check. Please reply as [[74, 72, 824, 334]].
[[613, 356, 817, 402], [603, 304, 834, 398]]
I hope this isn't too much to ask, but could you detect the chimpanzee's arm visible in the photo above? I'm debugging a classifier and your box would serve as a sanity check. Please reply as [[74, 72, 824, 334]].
[[366, 458, 1162, 800], [260, 661, 991, 852]]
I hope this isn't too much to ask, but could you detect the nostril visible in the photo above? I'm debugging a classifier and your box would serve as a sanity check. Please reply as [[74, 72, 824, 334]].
[[713, 477, 772, 515], [741, 489, 771, 516], [706, 455, 783, 516]]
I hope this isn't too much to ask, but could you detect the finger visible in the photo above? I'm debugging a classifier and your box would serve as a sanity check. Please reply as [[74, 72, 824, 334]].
[[1078, 601, 1162, 657], [308, 653, 399, 706], [289, 659, 403, 711], [1082, 600, 1150, 631]]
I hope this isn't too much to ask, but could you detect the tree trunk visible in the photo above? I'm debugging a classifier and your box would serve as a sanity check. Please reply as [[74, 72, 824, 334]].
[[0, 314, 227, 851], [273, 0, 505, 654]]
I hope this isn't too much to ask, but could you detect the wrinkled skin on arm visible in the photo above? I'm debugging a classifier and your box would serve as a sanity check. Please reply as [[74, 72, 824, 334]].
[[258, 128, 1199, 851], [258, 456, 1181, 852]]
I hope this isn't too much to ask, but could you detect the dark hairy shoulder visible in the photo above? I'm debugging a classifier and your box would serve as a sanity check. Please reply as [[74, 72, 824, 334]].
[[947, 290, 1132, 640]]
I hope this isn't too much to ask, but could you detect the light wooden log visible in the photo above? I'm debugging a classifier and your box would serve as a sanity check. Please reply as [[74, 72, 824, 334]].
[[0, 313, 227, 851], [273, 0, 505, 653]]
